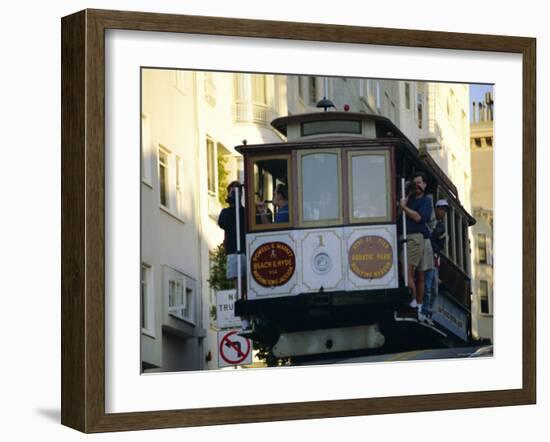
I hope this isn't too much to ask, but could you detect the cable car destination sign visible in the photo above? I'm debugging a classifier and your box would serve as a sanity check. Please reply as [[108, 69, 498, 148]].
[[348, 235, 393, 279], [251, 241, 296, 287]]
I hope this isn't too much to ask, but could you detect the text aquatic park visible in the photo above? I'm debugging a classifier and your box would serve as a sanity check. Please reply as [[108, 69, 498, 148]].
[[349, 236, 393, 279]]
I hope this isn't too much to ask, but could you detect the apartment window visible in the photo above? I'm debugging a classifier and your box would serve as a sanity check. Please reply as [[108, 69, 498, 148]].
[[417, 93, 423, 129], [165, 266, 197, 324], [446, 92, 452, 116], [366, 79, 372, 97], [234, 73, 271, 124], [175, 156, 183, 216], [206, 138, 231, 212], [404, 83, 411, 110], [206, 137, 235, 204], [252, 74, 267, 105], [158, 148, 169, 207], [486, 235, 493, 266], [204, 72, 216, 106], [326, 77, 334, 99], [141, 264, 155, 336], [478, 233, 488, 264], [174, 71, 185, 94], [206, 138, 217, 195], [158, 146, 184, 219], [141, 114, 153, 186], [308, 77, 317, 104], [475, 138, 482, 148], [486, 137, 493, 147], [479, 280, 490, 314]]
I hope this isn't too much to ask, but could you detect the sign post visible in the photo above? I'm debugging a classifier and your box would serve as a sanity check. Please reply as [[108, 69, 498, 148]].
[[215, 289, 242, 329], [217, 330, 253, 368]]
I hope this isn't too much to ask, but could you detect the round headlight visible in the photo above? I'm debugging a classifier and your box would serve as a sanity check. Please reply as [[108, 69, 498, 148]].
[[312, 252, 331, 274]]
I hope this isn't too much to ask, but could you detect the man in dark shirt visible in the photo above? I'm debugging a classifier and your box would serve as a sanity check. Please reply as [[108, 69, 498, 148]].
[[399, 172, 432, 314], [218, 181, 246, 288]]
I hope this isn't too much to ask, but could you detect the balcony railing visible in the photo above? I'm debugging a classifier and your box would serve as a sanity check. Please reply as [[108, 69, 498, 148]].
[[234, 101, 269, 125]]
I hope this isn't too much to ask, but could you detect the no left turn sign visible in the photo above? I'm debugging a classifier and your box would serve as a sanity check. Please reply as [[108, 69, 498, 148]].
[[218, 330, 253, 368]]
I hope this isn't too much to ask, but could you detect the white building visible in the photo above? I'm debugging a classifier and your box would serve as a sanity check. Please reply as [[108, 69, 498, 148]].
[[400, 82, 472, 212], [396, 81, 475, 293], [469, 92, 494, 342], [141, 70, 289, 372]]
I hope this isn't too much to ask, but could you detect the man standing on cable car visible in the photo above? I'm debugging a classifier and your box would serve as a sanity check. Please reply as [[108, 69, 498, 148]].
[[218, 181, 246, 287], [400, 171, 432, 316]]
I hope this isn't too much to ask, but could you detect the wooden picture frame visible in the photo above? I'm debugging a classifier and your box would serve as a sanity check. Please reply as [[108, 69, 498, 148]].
[[61, 8, 536, 433]]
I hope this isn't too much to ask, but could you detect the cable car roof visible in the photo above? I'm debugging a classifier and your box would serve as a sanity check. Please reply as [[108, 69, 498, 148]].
[[270, 111, 403, 138]]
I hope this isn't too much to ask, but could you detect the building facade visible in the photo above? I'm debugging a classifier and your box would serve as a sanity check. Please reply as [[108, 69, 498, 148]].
[[469, 92, 494, 342], [141, 70, 289, 372], [402, 82, 472, 212], [398, 81, 473, 282]]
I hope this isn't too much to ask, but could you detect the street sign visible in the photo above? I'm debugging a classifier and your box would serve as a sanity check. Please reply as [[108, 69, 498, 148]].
[[216, 289, 242, 329], [218, 330, 253, 368], [432, 293, 469, 341]]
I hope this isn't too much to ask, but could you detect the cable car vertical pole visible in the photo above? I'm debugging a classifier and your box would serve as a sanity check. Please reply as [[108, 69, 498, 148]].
[[323, 77, 329, 111], [401, 178, 408, 288], [235, 185, 242, 301]]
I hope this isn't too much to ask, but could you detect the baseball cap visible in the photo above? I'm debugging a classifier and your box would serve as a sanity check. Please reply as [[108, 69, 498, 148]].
[[435, 199, 449, 208]]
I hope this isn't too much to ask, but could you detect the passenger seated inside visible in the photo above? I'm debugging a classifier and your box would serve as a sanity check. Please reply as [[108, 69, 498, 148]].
[[256, 183, 289, 224], [273, 184, 289, 223], [254, 192, 273, 224], [252, 156, 290, 226]]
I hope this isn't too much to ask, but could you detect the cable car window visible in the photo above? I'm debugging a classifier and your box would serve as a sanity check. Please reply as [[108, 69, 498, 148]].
[[299, 151, 341, 226], [250, 156, 292, 230], [348, 150, 391, 223], [301, 120, 361, 137]]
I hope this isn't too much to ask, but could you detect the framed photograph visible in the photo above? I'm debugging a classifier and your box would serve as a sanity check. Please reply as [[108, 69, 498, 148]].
[[61, 9, 536, 433]]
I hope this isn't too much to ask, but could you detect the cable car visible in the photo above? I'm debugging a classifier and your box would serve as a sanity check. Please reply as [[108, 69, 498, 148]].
[[233, 103, 476, 363]]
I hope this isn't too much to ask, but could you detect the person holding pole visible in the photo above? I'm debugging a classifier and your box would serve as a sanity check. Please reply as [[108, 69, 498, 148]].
[[399, 172, 433, 316], [217, 181, 247, 294]]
